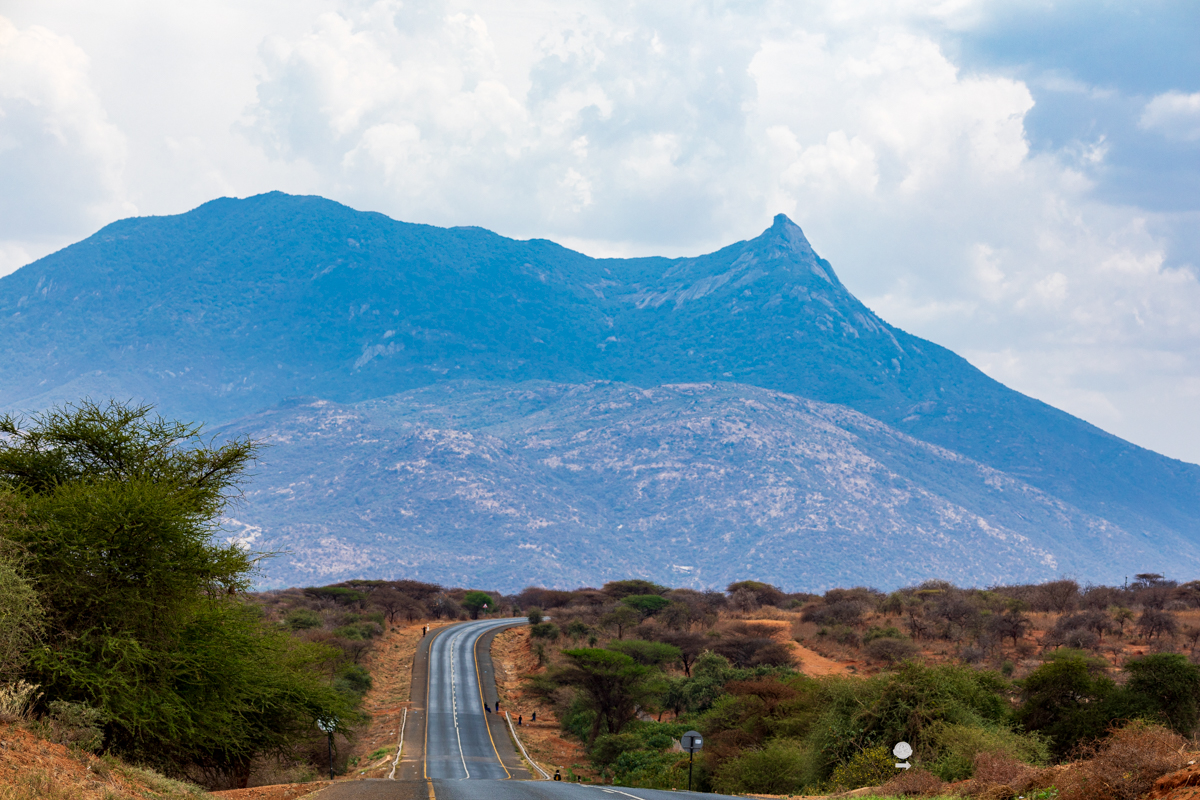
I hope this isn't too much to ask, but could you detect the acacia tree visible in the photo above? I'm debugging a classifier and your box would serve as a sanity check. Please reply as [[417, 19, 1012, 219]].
[[462, 591, 494, 619], [0, 401, 355, 786], [556, 648, 654, 742], [0, 535, 43, 681]]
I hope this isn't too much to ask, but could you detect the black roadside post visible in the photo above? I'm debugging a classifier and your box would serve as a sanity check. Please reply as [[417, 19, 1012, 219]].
[[681, 730, 703, 792], [318, 717, 337, 780]]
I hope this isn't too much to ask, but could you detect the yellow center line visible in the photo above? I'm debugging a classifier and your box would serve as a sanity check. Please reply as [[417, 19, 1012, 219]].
[[474, 621, 513, 779]]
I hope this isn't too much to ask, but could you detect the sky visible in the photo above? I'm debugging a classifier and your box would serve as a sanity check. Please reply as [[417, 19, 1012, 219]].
[[1, 0, 1198, 463]]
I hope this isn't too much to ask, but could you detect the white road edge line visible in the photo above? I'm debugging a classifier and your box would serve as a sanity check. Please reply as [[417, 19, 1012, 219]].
[[450, 627, 470, 779], [505, 711, 551, 780], [600, 789, 649, 799], [387, 707, 407, 780]]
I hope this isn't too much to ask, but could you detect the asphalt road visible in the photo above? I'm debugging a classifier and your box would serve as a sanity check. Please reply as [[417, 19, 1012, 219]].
[[312, 780, 725, 800], [424, 617, 523, 780], [311, 617, 741, 799]]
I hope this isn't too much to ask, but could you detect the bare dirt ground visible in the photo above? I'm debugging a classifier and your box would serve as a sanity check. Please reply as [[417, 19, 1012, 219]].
[[0, 722, 213, 799], [491, 626, 595, 781]]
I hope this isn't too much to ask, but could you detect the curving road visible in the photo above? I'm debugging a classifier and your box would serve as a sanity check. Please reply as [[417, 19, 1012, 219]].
[[424, 617, 524, 780], [311, 617, 740, 799]]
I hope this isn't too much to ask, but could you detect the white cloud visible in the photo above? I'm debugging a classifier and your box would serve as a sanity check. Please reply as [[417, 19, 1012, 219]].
[[0, 17, 132, 244], [1140, 91, 1200, 141], [2, 0, 1200, 462]]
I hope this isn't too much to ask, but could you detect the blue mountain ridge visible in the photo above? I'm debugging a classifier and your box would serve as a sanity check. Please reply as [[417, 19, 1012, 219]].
[[0, 192, 1196, 588]]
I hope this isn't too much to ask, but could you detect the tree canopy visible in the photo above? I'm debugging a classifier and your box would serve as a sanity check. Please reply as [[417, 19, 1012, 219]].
[[0, 400, 356, 786]]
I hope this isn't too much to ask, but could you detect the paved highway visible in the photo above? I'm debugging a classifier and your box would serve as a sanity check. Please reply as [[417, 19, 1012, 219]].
[[425, 617, 522, 780], [311, 617, 741, 799]]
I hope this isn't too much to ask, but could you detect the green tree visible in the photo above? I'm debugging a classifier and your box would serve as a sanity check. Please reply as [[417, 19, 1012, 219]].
[[1118, 653, 1200, 736], [602, 580, 670, 599], [556, 648, 654, 742], [622, 594, 671, 619], [462, 591, 494, 619], [606, 639, 681, 668], [0, 401, 355, 785], [0, 536, 44, 681], [601, 605, 640, 639], [1014, 649, 1114, 756]]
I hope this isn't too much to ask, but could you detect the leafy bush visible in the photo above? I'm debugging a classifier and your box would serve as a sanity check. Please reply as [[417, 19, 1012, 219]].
[[0, 540, 43, 681], [829, 744, 896, 790], [41, 700, 107, 752], [1015, 650, 1114, 756], [591, 733, 641, 767], [334, 664, 372, 697], [865, 637, 918, 664], [286, 609, 323, 630], [713, 738, 811, 795], [607, 639, 681, 667], [923, 721, 1049, 781], [1120, 652, 1200, 735], [526, 607, 544, 625], [530, 622, 560, 641], [863, 625, 904, 644], [621, 594, 671, 618]]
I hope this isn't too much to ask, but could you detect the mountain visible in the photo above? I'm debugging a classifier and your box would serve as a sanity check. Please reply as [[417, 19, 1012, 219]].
[[1, 192, 1197, 588], [218, 381, 1156, 592]]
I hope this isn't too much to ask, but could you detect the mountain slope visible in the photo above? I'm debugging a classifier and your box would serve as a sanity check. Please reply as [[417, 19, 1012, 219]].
[[1, 191, 1197, 568], [218, 381, 1173, 592]]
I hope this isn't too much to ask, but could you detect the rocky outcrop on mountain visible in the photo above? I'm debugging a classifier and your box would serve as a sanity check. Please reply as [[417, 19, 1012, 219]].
[[218, 381, 1170, 592], [2, 192, 1197, 590]]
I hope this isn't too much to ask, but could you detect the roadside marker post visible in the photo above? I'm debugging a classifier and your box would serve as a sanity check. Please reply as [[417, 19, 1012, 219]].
[[894, 741, 913, 770], [681, 730, 703, 792], [317, 717, 338, 779]]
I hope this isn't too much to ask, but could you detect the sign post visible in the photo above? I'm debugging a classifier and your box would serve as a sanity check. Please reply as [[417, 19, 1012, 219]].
[[681, 730, 703, 792], [318, 717, 337, 779], [894, 741, 913, 770]]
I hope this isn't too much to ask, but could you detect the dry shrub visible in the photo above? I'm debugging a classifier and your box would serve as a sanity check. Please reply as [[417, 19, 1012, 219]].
[[878, 766, 944, 796], [1054, 721, 1187, 800], [972, 750, 1038, 790]]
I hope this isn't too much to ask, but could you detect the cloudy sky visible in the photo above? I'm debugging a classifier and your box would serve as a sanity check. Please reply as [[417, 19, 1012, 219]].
[[2, 0, 1198, 462]]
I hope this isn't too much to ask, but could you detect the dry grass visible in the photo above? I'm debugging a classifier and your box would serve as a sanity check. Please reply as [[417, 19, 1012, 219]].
[[0, 681, 40, 723]]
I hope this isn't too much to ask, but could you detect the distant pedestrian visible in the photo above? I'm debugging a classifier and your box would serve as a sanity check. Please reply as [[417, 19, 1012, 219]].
[[485, 703, 491, 713], [518, 715, 522, 726], [495, 699, 501, 711], [531, 712, 536, 722]]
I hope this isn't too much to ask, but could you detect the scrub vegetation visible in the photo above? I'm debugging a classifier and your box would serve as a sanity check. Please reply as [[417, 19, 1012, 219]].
[[504, 576, 1200, 798]]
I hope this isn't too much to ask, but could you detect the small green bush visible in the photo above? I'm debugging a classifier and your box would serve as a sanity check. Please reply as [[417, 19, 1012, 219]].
[[530, 622, 560, 641], [829, 745, 896, 790], [286, 609, 323, 630], [865, 637, 918, 664], [43, 700, 107, 752], [863, 626, 905, 644], [924, 721, 1049, 781], [714, 738, 811, 795], [591, 733, 641, 767], [334, 664, 372, 697]]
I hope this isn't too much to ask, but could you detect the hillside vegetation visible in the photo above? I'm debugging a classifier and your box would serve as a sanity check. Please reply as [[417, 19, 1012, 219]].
[[3, 191, 1199, 588], [490, 575, 1200, 799]]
